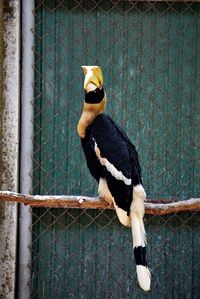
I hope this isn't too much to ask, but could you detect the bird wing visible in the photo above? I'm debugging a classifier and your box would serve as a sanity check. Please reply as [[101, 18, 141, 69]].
[[91, 114, 142, 212]]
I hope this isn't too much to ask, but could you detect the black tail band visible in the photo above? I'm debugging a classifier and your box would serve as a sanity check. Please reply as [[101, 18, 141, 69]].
[[134, 246, 148, 267]]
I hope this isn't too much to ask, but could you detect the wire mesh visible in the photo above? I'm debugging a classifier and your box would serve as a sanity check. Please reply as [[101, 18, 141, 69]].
[[31, 1, 200, 298]]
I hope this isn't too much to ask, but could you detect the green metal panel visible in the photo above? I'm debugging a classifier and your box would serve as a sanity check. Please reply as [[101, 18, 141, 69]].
[[32, 210, 200, 299], [33, 1, 200, 199], [32, 1, 200, 298]]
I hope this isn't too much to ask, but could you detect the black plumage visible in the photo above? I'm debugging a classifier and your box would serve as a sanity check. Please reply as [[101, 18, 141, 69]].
[[81, 113, 142, 214], [85, 87, 105, 104]]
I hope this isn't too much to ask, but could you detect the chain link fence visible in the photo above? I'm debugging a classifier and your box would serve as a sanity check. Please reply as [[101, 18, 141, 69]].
[[31, 1, 200, 298]]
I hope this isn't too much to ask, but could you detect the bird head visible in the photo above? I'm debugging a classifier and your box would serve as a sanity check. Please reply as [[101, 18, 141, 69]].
[[77, 66, 106, 138]]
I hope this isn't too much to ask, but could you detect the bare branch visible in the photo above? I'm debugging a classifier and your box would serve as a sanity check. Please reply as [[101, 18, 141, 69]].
[[0, 191, 199, 215], [145, 198, 200, 215]]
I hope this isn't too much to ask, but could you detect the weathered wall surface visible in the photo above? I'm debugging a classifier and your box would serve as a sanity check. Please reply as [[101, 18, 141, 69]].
[[0, 1, 20, 298]]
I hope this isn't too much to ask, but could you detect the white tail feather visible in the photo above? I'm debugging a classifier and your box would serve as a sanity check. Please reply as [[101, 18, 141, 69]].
[[130, 184, 151, 291], [130, 185, 146, 247], [137, 265, 151, 292]]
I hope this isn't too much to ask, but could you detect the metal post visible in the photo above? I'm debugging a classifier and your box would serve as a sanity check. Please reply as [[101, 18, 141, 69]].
[[19, 1, 35, 298]]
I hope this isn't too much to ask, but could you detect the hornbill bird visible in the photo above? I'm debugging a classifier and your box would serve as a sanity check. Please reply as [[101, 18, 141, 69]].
[[77, 66, 151, 291]]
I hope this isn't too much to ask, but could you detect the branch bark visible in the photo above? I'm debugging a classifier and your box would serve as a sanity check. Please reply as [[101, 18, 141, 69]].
[[0, 191, 200, 215]]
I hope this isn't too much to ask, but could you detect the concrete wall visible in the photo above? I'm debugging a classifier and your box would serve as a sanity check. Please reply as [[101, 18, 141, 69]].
[[0, 1, 20, 298]]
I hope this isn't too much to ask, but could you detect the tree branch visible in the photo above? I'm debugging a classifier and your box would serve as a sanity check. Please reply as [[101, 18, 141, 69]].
[[0, 191, 199, 215]]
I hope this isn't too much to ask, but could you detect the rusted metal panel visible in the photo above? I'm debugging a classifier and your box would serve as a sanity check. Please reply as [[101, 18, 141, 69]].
[[0, 1, 20, 298]]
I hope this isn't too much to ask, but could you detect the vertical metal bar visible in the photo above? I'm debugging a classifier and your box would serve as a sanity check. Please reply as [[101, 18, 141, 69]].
[[19, 1, 35, 298], [0, 1, 20, 298]]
